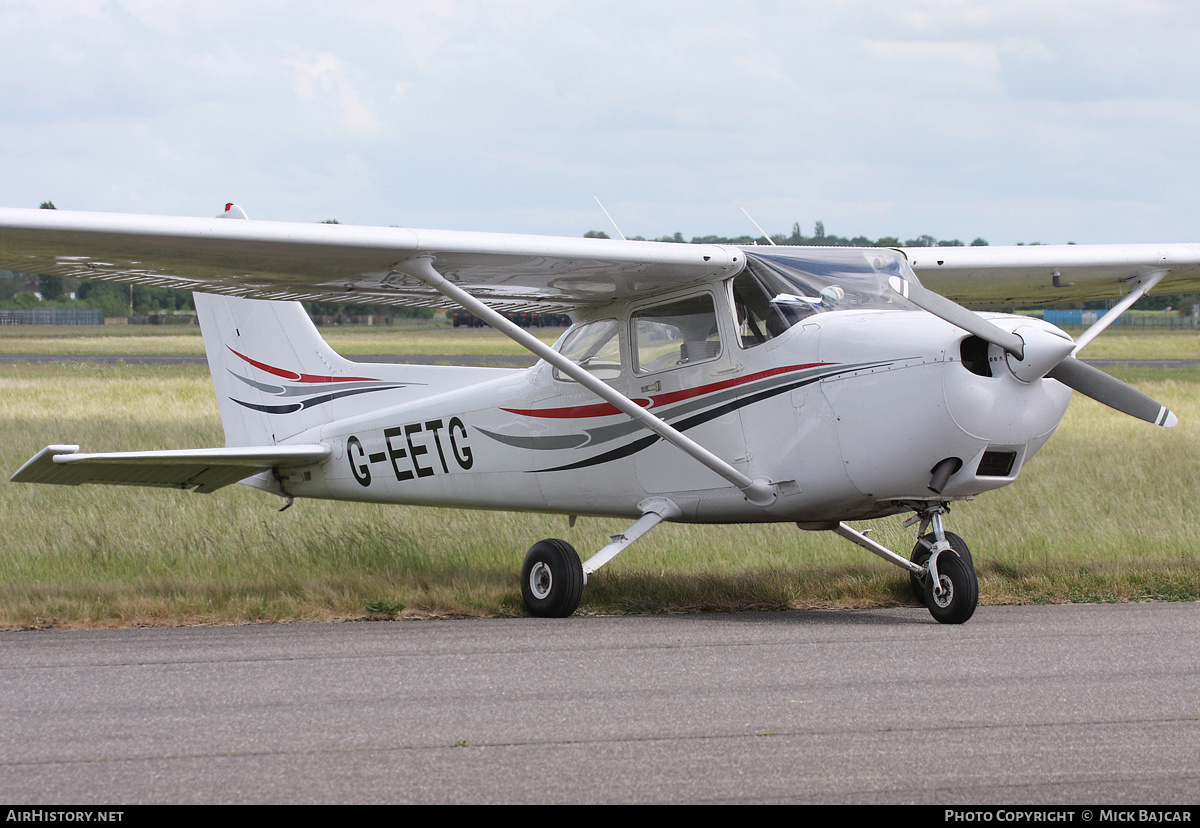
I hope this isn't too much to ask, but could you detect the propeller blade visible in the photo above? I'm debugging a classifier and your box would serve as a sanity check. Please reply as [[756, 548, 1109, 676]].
[[1048, 357, 1178, 427], [889, 275, 1025, 356]]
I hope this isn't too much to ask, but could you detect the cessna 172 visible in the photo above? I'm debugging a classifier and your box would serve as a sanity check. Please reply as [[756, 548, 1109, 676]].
[[5, 205, 1199, 623]]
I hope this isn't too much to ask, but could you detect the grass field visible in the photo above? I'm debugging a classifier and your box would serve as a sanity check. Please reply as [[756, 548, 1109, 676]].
[[0, 317, 565, 357], [2, 320, 1198, 359], [1, 324, 1198, 629]]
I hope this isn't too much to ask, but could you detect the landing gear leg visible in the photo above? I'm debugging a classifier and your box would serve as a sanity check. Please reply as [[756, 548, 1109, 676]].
[[904, 507, 978, 624]]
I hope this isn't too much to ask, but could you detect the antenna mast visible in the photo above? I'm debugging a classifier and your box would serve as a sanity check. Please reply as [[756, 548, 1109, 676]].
[[594, 197, 627, 241], [740, 207, 778, 246]]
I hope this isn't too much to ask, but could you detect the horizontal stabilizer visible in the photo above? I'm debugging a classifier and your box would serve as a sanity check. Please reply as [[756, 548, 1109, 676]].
[[11, 444, 330, 494]]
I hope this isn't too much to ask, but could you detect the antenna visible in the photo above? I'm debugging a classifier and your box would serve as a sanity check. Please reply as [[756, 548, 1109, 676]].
[[594, 197, 627, 241], [740, 207, 777, 246]]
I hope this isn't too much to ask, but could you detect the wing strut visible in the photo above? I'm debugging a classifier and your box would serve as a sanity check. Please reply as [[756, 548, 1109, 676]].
[[1072, 269, 1166, 354], [395, 256, 778, 506]]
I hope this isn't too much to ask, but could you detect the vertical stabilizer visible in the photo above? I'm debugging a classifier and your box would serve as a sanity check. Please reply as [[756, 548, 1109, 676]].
[[195, 293, 524, 448], [195, 293, 402, 446]]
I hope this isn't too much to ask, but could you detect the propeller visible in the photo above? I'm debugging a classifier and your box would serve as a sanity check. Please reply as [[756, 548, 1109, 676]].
[[888, 275, 1177, 428], [1047, 357, 1177, 427]]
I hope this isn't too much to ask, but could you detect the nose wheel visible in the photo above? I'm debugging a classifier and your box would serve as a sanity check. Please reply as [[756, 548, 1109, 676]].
[[924, 550, 978, 623], [909, 531, 973, 607], [905, 510, 977, 624]]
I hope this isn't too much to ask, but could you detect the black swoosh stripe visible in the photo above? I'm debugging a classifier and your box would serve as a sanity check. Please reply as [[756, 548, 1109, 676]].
[[231, 385, 404, 414], [531, 373, 830, 473]]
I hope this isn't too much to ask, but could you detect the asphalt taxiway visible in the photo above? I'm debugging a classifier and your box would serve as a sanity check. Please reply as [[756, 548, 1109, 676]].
[[1, 603, 1197, 804]]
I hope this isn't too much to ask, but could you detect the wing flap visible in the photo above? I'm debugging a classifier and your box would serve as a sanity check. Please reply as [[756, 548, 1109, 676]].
[[11, 444, 331, 494]]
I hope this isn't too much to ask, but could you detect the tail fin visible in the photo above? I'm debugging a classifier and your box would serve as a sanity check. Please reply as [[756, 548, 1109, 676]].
[[194, 294, 520, 448], [195, 293, 411, 446]]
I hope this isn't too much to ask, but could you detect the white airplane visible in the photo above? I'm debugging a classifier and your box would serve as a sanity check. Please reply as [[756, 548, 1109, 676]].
[[5, 205, 1199, 623]]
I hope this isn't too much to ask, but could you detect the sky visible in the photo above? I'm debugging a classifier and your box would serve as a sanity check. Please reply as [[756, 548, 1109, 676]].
[[2, 0, 1199, 245]]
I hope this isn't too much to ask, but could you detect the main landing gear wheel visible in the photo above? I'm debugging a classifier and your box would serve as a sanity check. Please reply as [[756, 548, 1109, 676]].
[[924, 548, 979, 625], [521, 539, 585, 618], [909, 531, 972, 606]]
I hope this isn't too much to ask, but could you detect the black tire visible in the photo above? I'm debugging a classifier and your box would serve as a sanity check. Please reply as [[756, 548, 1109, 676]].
[[909, 531, 972, 606], [924, 549, 979, 624], [521, 539, 585, 618]]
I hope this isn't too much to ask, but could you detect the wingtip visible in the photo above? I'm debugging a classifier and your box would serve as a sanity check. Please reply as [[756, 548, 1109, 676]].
[[1161, 408, 1178, 428]]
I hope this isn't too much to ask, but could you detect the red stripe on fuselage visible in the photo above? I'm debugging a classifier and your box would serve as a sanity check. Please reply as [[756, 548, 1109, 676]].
[[228, 347, 380, 384], [502, 363, 832, 419]]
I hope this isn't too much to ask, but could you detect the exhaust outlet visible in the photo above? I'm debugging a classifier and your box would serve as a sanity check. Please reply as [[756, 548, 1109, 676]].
[[928, 457, 963, 494]]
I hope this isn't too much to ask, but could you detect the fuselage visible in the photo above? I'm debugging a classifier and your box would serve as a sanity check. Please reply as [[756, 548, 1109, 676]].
[[265, 249, 1073, 524]]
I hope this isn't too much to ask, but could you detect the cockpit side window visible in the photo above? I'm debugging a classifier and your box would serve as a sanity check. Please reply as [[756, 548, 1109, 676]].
[[552, 318, 621, 382], [732, 269, 789, 348], [632, 293, 721, 374]]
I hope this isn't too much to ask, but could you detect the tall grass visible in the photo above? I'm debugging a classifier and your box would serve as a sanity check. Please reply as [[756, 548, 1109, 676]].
[[1, 362, 1197, 629], [2, 322, 1195, 358], [0, 321, 563, 357]]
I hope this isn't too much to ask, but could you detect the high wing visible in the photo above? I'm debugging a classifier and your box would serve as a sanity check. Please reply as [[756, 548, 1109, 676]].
[[2, 207, 1198, 310], [0, 207, 742, 313], [11, 444, 331, 494], [902, 243, 1200, 307]]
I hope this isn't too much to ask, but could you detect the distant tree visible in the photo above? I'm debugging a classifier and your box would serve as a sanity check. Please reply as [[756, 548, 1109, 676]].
[[6, 291, 40, 309], [39, 201, 56, 210], [76, 281, 129, 317], [37, 274, 65, 300], [0, 274, 19, 302], [321, 219, 340, 224], [587, 224, 996, 252]]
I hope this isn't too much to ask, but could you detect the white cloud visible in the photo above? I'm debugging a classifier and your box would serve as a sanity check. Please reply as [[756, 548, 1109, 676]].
[[2, 0, 1199, 243], [285, 52, 384, 139]]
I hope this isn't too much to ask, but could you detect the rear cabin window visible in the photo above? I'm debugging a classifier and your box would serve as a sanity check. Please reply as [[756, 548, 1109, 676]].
[[632, 294, 721, 374]]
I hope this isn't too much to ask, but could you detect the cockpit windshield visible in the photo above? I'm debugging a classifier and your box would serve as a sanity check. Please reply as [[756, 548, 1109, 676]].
[[732, 248, 918, 346]]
